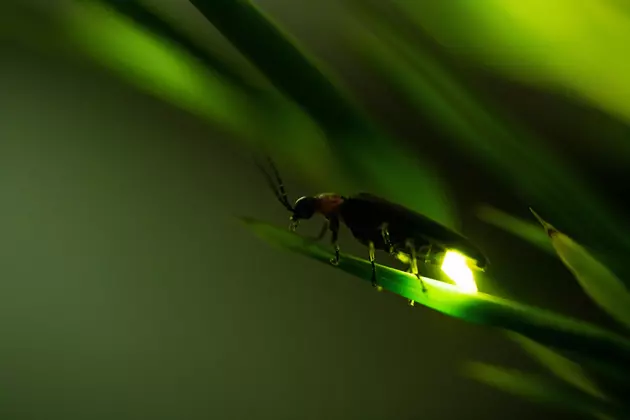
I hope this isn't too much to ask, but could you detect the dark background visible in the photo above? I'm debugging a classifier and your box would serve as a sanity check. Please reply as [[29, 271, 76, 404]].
[[1, 1, 629, 419]]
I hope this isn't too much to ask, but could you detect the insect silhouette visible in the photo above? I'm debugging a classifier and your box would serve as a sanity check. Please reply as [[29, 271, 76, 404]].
[[257, 156, 488, 304]]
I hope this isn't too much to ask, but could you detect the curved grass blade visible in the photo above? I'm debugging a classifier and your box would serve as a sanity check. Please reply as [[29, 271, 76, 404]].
[[508, 332, 607, 400], [530, 209, 630, 330], [571, 355, 630, 390], [477, 205, 555, 255], [61, 1, 256, 137], [100, 0, 261, 95], [241, 218, 630, 369], [464, 362, 624, 419]]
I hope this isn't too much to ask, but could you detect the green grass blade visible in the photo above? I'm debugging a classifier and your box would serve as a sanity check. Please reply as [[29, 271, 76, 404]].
[[60, 1, 256, 137], [530, 210, 630, 331], [477, 206, 630, 331], [465, 362, 624, 419], [508, 332, 607, 400], [477, 205, 555, 255], [100, 0, 261, 95], [241, 218, 630, 369], [189, 0, 360, 135], [571, 356, 630, 389]]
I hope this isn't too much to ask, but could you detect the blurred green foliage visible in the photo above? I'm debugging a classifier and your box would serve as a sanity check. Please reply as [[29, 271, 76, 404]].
[[507, 333, 607, 401], [344, 0, 630, 263], [5, 0, 630, 417], [392, 0, 630, 130], [465, 362, 620, 419]]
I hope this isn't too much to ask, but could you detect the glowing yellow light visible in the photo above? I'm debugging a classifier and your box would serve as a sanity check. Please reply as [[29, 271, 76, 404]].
[[395, 251, 410, 264], [441, 251, 478, 294]]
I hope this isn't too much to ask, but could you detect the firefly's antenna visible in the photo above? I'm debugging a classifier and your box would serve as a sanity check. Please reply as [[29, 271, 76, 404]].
[[254, 154, 294, 212]]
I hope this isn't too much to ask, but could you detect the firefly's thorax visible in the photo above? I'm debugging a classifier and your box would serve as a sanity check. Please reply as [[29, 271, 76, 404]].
[[290, 193, 345, 223]]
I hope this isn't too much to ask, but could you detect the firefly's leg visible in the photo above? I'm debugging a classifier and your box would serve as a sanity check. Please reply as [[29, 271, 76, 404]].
[[422, 244, 433, 265], [329, 216, 340, 266], [380, 223, 394, 255], [406, 240, 428, 305], [368, 241, 383, 291], [314, 219, 330, 241]]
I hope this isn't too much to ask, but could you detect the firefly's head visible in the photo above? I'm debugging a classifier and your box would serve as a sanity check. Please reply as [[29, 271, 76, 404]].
[[256, 156, 325, 230], [291, 196, 318, 221]]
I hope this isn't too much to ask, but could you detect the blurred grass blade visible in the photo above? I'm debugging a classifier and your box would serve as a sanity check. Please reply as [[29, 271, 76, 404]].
[[241, 218, 630, 369], [189, 0, 365, 135], [61, 0, 256, 137], [465, 363, 623, 419], [571, 356, 630, 389], [100, 0, 261, 94], [530, 209, 630, 330], [188, 0, 458, 229], [477, 205, 555, 255], [508, 332, 607, 400], [392, 0, 630, 129], [249, 94, 352, 192]]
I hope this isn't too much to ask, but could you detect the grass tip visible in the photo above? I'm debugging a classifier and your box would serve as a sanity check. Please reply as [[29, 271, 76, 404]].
[[529, 207, 556, 236]]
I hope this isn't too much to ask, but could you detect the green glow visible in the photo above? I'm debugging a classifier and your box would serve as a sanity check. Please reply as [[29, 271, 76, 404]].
[[394, 251, 410, 264], [441, 251, 477, 294]]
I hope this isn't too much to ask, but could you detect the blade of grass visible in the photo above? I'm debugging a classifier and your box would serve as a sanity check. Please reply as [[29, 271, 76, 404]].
[[507, 332, 608, 400], [241, 218, 630, 370], [476, 206, 626, 301], [188, 0, 364, 136], [100, 0, 261, 95], [60, 0, 257, 137], [188, 0, 458, 229], [477, 205, 555, 255], [571, 355, 630, 388], [530, 209, 630, 331], [464, 362, 624, 419]]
